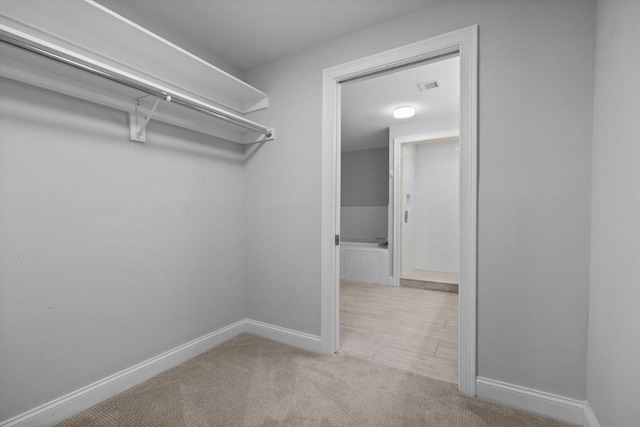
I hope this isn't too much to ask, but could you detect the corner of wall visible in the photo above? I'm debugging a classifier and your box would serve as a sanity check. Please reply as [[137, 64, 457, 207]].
[[582, 402, 602, 427]]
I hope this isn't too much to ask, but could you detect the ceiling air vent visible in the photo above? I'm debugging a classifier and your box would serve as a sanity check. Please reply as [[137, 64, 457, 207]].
[[417, 79, 441, 92]]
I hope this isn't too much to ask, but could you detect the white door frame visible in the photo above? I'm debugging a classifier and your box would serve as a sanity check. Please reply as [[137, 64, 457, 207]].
[[392, 131, 460, 286], [320, 25, 478, 396]]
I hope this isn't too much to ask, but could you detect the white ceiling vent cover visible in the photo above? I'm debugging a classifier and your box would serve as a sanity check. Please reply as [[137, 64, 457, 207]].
[[417, 79, 441, 92]]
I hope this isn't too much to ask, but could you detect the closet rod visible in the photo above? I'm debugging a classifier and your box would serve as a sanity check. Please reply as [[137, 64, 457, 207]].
[[0, 30, 273, 139]]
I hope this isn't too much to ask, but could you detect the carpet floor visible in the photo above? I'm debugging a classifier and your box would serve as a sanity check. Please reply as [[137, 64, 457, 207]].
[[57, 334, 575, 427]]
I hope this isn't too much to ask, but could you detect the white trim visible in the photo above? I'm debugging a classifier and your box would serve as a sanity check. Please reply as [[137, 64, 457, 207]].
[[391, 130, 460, 286], [321, 25, 478, 396], [582, 403, 602, 427], [0, 319, 323, 427], [476, 377, 586, 426], [321, 65, 341, 355], [457, 24, 478, 397], [0, 320, 246, 427], [244, 319, 323, 353]]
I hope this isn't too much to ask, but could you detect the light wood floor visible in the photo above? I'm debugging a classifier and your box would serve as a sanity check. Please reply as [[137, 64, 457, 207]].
[[402, 269, 459, 284], [339, 280, 458, 384]]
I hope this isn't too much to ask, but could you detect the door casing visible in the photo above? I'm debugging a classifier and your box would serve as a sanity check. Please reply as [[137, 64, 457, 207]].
[[392, 131, 460, 286], [321, 25, 478, 396]]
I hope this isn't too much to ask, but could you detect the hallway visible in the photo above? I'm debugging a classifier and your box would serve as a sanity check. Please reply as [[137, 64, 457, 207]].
[[340, 281, 458, 384]]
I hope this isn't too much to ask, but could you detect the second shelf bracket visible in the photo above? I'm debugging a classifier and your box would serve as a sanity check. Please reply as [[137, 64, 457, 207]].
[[129, 95, 171, 142]]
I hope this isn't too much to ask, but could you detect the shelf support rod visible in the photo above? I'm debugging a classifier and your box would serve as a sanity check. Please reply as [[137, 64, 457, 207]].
[[129, 95, 171, 142]]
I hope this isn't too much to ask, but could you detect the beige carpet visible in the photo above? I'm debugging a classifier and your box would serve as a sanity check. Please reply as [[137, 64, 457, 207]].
[[58, 334, 575, 427]]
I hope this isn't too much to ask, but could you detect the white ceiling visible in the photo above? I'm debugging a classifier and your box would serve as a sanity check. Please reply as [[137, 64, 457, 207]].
[[341, 55, 460, 152], [96, 0, 437, 71]]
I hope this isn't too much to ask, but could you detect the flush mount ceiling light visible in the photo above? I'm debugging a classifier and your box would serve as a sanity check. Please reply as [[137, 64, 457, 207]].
[[393, 106, 415, 119]]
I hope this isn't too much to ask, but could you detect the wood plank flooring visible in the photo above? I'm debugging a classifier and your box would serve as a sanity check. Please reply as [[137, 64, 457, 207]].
[[339, 280, 458, 384]]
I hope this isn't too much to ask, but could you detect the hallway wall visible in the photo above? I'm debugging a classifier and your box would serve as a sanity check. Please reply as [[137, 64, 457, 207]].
[[245, 0, 596, 400]]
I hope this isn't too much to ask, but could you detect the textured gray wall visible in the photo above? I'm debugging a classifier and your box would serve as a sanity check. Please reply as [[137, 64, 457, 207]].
[[341, 147, 389, 207], [245, 0, 596, 399], [0, 79, 247, 420], [586, 1, 640, 426]]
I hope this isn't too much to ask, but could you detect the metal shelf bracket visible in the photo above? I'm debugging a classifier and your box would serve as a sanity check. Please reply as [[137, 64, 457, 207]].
[[129, 95, 171, 142]]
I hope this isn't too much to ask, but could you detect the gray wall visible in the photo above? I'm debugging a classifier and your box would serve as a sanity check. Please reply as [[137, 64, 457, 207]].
[[586, 1, 640, 426], [0, 79, 247, 420], [245, 0, 596, 399], [341, 147, 389, 207]]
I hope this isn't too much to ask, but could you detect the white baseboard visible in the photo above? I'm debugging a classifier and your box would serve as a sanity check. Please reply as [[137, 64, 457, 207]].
[[244, 319, 322, 353], [0, 320, 246, 427], [582, 403, 601, 427], [476, 377, 586, 425], [0, 319, 323, 427]]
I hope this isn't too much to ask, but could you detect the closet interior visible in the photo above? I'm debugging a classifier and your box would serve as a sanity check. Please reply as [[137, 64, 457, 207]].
[[0, 0, 274, 145]]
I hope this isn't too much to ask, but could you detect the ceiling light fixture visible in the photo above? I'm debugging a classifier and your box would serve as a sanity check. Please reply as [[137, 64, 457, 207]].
[[393, 106, 415, 119]]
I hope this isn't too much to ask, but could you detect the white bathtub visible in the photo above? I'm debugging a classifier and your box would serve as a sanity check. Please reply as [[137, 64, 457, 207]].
[[340, 241, 390, 285]]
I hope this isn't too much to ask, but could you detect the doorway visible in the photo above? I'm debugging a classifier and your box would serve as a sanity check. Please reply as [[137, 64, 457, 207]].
[[321, 26, 478, 395], [337, 54, 461, 383], [394, 132, 461, 291]]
